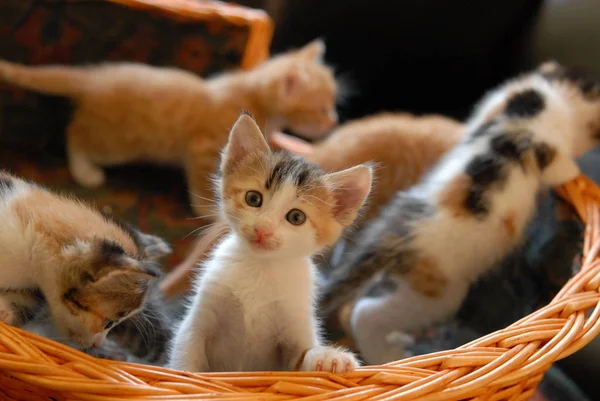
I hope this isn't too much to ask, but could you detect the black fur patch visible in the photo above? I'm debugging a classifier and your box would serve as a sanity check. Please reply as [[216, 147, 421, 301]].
[[465, 154, 503, 186], [465, 186, 488, 217], [266, 160, 285, 189], [62, 288, 88, 312], [490, 135, 523, 161], [266, 154, 321, 190], [100, 239, 126, 261], [505, 89, 545, 119], [534, 143, 557, 170]]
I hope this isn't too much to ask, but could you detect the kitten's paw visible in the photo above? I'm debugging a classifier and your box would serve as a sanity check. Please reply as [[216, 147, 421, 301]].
[[300, 346, 360, 373], [69, 153, 106, 188], [73, 167, 106, 188], [0, 297, 15, 325]]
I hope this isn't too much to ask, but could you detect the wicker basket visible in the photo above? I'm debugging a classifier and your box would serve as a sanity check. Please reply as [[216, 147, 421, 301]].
[[1, 175, 599, 400]]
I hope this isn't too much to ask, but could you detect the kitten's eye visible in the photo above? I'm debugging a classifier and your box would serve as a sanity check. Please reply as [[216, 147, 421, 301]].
[[286, 209, 306, 226], [104, 321, 115, 330], [245, 191, 263, 207]]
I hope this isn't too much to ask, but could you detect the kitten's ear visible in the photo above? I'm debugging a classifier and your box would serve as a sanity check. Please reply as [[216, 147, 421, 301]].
[[326, 164, 373, 226], [86, 238, 161, 283], [222, 113, 270, 170], [132, 231, 172, 260], [281, 69, 308, 97], [299, 39, 326, 61]]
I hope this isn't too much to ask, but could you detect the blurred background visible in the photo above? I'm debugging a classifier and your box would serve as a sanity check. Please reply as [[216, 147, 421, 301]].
[[257, 0, 600, 123], [1, 0, 599, 398]]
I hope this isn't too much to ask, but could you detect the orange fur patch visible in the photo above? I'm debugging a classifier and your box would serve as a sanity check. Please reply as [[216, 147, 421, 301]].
[[12, 188, 137, 258], [405, 257, 448, 298], [437, 174, 473, 217], [502, 212, 517, 238]]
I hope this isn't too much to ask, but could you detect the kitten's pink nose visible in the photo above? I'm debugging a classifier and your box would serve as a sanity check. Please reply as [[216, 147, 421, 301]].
[[255, 227, 272, 242]]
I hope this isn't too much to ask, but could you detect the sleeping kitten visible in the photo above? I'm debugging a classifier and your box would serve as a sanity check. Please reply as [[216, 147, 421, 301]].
[[0, 171, 172, 349], [160, 113, 464, 299], [169, 113, 372, 372], [22, 283, 179, 365], [0, 40, 337, 216], [319, 61, 600, 365]]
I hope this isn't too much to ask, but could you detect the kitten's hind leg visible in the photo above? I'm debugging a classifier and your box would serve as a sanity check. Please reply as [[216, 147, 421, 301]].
[[67, 125, 106, 188], [350, 275, 469, 365]]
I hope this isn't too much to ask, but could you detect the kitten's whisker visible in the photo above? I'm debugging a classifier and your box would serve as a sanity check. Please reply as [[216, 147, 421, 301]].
[[182, 222, 221, 240], [187, 214, 220, 221], [187, 192, 218, 204]]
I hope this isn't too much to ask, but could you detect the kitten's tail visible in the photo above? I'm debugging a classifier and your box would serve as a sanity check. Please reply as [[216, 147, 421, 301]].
[[0, 59, 88, 98]]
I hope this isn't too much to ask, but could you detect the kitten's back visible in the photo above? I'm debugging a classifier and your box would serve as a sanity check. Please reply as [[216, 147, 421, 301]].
[[307, 113, 464, 225]]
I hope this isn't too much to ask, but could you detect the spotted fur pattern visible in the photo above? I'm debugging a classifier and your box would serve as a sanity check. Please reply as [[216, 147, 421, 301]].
[[319, 62, 600, 365]]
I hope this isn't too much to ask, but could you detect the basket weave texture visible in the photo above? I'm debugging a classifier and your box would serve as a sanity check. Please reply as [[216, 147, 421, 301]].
[[0, 175, 599, 400]]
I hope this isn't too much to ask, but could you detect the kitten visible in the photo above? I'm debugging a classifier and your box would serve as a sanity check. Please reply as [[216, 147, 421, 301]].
[[0, 40, 337, 216], [169, 113, 372, 373], [22, 283, 180, 365], [159, 113, 464, 299], [318, 61, 600, 365], [0, 171, 172, 349]]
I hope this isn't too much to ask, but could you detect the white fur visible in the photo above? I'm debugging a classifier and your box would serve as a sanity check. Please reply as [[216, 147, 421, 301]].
[[169, 233, 359, 372], [170, 175, 363, 372], [0, 179, 39, 290]]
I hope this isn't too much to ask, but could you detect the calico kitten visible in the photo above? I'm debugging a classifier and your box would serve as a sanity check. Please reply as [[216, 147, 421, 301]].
[[0, 171, 171, 349], [159, 113, 464, 299], [0, 40, 336, 216], [22, 282, 179, 365], [169, 113, 372, 372], [319, 61, 600, 365]]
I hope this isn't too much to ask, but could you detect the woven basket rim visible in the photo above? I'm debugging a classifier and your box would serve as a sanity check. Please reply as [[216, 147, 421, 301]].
[[1, 175, 599, 400]]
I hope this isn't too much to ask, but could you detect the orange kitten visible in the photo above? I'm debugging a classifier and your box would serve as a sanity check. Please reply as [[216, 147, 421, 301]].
[[0, 40, 336, 215], [160, 112, 464, 299]]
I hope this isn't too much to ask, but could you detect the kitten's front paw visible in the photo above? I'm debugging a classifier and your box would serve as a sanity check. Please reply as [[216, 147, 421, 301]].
[[69, 154, 106, 188], [300, 346, 360, 373], [0, 297, 15, 325], [73, 167, 106, 188]]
